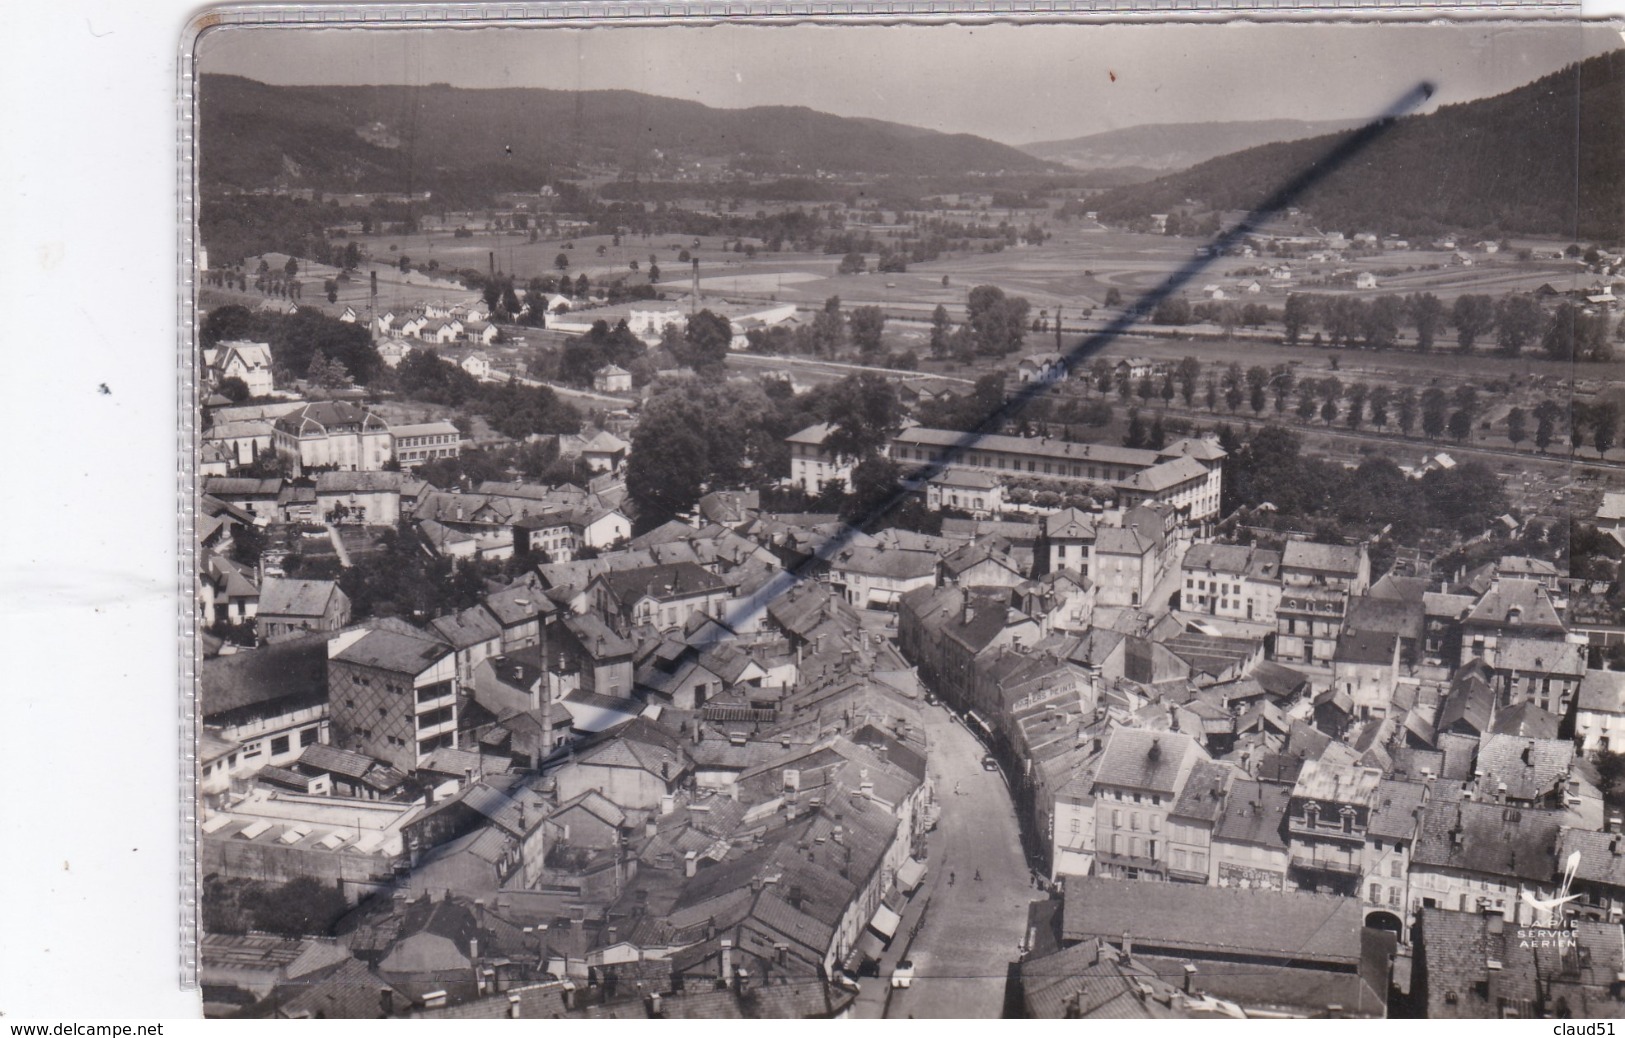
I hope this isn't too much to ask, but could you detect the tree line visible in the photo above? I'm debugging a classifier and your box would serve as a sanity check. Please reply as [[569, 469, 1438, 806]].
[[1278, 291, 1617, 360]]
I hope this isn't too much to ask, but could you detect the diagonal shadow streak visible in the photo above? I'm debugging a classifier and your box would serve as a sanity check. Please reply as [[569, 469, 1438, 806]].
[[695, 81, 1438, 650]]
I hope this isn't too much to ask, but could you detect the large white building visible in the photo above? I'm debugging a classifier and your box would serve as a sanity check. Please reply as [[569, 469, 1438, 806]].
[[392, 421, 462, 469], [205, 340, 275, 398], [787, 423, 857, 495], [887, 428, 1226, 522], [272, 401, 392, 476]]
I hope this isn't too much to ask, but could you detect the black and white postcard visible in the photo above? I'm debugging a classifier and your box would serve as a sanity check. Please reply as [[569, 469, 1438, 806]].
[[186, 16, 1625, 1020]]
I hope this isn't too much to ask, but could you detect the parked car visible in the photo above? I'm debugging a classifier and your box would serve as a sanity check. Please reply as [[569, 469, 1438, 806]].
[[891, 960, 915, 989], [981, 755, 999, 772]]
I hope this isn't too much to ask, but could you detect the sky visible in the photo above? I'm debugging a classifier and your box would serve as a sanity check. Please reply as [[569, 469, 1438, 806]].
[[196, 20, 1625, 145]]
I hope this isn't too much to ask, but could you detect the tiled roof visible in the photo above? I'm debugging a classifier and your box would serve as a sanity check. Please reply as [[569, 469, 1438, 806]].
[[829, 545, 937, 581], [1170, 759, 1234, 822], [1093, 728, 1198, 795], [1366, 779, 1428, 841], [1213, 779, 1291, 849], [428, 605, 503, 650], [927, 466, 1001, 490], [893, 426, 1161, 468], [1181, 543, 1279, 579], [1157, 437, 1227, 462], [1042, 507, 1097, 540], [594, 562, 727, 605], [1291, 759, 1381, 807], [1061, 877, 1367, 967], [200, 632, 329, 720], [1344, 596, 1423, 639], [1021, 939, 1192, 1020], [1467, 579, 1564, 630], [1281, 540, 1363, 575], [1333, 628, 1398, 666], [274, 957, 401, 1019], [1115, 455, 1208, 493], [334, 628, 454, 674], [1558, 826, 1625, 888], [257, 577, 340, 619], [1577, 667, 1625, 714], [1095, 526, 1160, 557], [1494, 637, 1585, 676], [1488, 701, 1563, 740], [299, 742, 380, 780], [1474, 734, 1573, 802], [273, 401, 387, 436], [785, 422, 837, 447], [1412, 791, 1563, 883], [1439, 661, 1496, 734]]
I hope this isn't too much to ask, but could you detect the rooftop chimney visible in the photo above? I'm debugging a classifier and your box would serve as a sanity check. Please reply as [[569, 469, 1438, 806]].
[[1182, 963, 1198, 994], [1119, 931, 1134, 963], [685, 850, 698, 878]]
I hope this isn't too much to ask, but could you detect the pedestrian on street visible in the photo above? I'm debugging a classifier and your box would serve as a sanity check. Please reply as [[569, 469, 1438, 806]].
[[974, 869, 982, 882], [948, 870, 955, 886]]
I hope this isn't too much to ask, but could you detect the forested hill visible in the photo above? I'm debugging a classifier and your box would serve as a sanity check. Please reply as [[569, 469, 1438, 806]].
[[198, 74, 1057, 191], [1021, 118, 1366, 173], [1093, 50, 1625, 243]]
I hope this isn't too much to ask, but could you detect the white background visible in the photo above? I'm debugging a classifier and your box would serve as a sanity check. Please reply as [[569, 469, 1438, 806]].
[[2, 0, 1622, 1020]]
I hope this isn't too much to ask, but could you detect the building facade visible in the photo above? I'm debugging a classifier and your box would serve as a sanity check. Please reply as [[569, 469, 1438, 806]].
[[272, 401, 392, 476]]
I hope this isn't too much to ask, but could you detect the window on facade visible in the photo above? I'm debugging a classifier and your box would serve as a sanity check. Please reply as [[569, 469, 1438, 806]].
[[1130, 812, 1140, 831], [1391, 860, 1403, 878], [1192, 852, 1206, 872], [1070, 817, 1081, 834], [242, 744, 262, 758], [1370, 883, 1382, 904], [270, 735, 290, 756], [1112, 809, 1122, 828], [1390, 888, 1402, 908]]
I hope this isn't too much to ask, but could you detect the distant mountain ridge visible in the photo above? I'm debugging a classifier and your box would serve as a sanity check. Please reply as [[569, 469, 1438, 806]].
[[198, 74, 1059, 192], [1021, 118, 1369, 173], [1092, 50, 1625, 242]]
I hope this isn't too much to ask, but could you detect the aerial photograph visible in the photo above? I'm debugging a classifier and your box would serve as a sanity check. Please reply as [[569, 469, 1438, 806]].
[[189, 18, 1625, 1019]]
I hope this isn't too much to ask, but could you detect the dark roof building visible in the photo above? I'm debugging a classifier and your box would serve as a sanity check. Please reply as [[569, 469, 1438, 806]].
[[1060, 877, 1392, 1017]]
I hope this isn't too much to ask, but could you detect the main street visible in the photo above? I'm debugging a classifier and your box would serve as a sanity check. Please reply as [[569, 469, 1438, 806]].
[[879, 698, 1034, 1019]]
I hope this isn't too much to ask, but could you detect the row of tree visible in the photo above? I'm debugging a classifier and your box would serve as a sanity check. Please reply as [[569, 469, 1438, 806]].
[[1281, 291, 1617, 359]]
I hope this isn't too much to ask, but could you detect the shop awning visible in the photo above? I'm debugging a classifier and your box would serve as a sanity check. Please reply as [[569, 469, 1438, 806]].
[[854, 929, 886, 963], [869, 904, 902, 940], [896, 858, 927, 893]]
